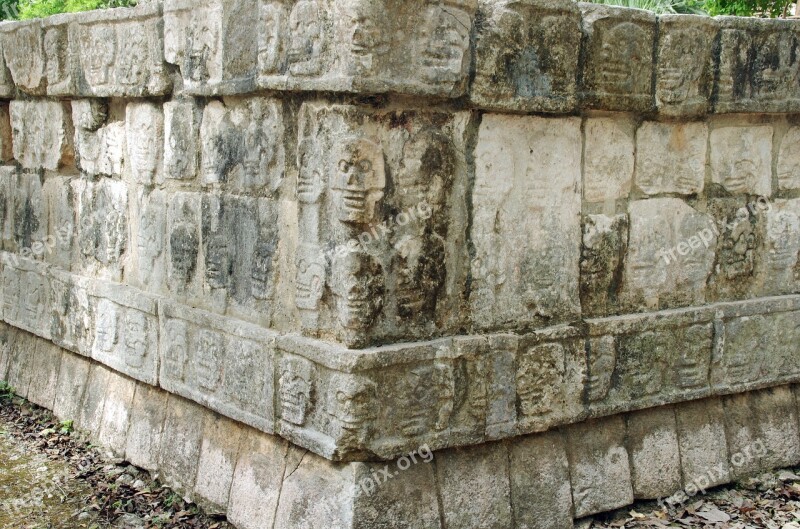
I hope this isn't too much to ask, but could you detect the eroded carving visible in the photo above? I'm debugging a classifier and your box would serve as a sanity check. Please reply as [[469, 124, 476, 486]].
[[331, 136, 385, 225], [279, 355, 316, 426]]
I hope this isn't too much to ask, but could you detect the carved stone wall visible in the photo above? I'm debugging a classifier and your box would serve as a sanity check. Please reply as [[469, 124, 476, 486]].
[[1, 1, 800, 528]]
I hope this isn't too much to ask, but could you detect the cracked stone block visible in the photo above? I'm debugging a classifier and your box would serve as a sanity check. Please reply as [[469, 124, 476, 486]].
[[74, 178, 129, 281], [42, 176, 76, 271], [98, 372, 137, 457], [3, 259, 52, 340], [158, 396, 206, 500], [125, 384, 168, 472], [471, 0, 581, 113], [779, 127, 800, 191], [43, 15, 79, 96], [76, 364, 112, 437], [126, 101, 164, 185], [1, 19, 46, 94], [0, 35, 15, 97], [580, 214, 629, 317], [5, 330, 36, 399], [583, 117, 635, 203], [471, 114, 581, 332], [132, 188, 167, 293], [753, 387, 800, 470], [717, 17, 800, 113], [10, 100, 74, 171], [194, 415, 246, 513], [722, 393, 763, 480], [635, 121, 708, 196], [26, 340, 62, 411], [72, 100, 125, 177], [710, 125, 773, 196], [74, 4, 171, 97], [437, 443, 512, 529], [621, 199, 717, 311], [676, 397, 731, 490], [166, 191, 202, 299], [49, 269, 93, 356], [509, 431, 573, 529], [567, 415, 634, 518], [227, 430, 291, 529], [626, 406, 682, 500], [756, 198, 800, 296], [12, 172, 47, 259], [164, 99, 200, 180], [579, 3, 656, 112], [656, 15, 717, 117], [52, 351, 91, 425]]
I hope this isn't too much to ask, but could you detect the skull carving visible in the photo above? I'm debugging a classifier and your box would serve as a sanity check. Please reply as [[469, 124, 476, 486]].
[[331, 137, 385, 225]]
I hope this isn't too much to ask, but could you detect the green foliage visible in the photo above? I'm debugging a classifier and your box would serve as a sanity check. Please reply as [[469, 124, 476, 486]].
[[0, 0, 19, 21], [704, 0, 794, 16], [17, 0, 136, 20], [588, 0, 709, 13], [0, 381, 15, 400]]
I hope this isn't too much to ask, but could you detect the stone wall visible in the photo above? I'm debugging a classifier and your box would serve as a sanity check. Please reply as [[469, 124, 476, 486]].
[[1, 1, 800, 527]]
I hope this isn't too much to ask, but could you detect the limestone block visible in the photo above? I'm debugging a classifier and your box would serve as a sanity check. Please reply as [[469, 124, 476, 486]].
[[486, 335, 518, 440], [722, 393, 763, 479], [5, 330, 36, 398], [194, 415, 246, 513], [52, 351, 91, 423], [626, 407, 682, 500], [0, 19, 46, 94], [13, 171, 46, 256], [0, 104, 13, 162], [74, 178, 128, 280], [579, 4, 656, 112], [125, 384, 168, 472], [471, 114, 581, 332], [779, 127, 800, 191], [656, 15, 717, 117], [125, 101, 164, 185], [0, 323, 11, 382], [76, 364, 112, 437], [159, 302, 276, 433], [89, 282, 159, 385], [49, 268, 93, 356], [72, 100, 125, 177], [272, 451, 355, 529], [756, 198, 800, 296], [621, 199, 716, 310], [26, 340, 62, 411], [166, 191, 202, 297], [73, 4, 171, 97], [710, 125, 773, 196], [675, 397, 730, 489], [98, 372, 137, 457], [567, 415, 634, 518], [0, 166, 13, 250], [131, 188, 167, 293], [635, 121, 708, 196], [583, 116, 635, 203], [706, 198, 761, 301], [0, 35, 15, 97], [717, 17, 800, 113], [42, 176, 76, 270], [158, 396, 206, 499], [509, 431, 573, 529], [295, 103, 471, 347], [2, 258, 52, 340], [164, 99, 200, 180], [10, 100, 74, 171], [353, 456, 442, 529], [580, 214, 629, 317], [227, 430, 290, 529], [471, 0, 581, 113], [752, 387, 800, 469], [43, 14, 79, 96]]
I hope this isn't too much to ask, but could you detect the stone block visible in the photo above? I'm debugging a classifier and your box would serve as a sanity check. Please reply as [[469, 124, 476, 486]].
[[471, 114, 581, 332], [722, 393, 763, 479], [164, 99, 200, 180], [26, 340, 62, 411], [716, 17, 800, 113], [98, 372, 137, 457], [5, 330, 36, 399], [471, 0, 581, 113], [706, 197, 762, 301], [752, 386, 800, 469], [779, 127, 800, 191], [43, 14, 79, 96], [125, 384, 168, 472], [566, 415, 634, 518], [635, 121, 708, 196], [52, 351, 91, 423], [579, 4, 656, 112], [0, 323, 11, 381], [1, 19, 46, 94], [227, 430, 290, 529], [621, 199, 716, 311], [3, 259, 52, 340], [0, 104, 12, 162], [655, 15, 717, 117], [72, 99, 125, 177], [159, 302, 276, 433], [675, 397, 730, 489], [0, 167, 14, 251], [73, 4, 171, 97], [49, 269, 93, 356], [580, 214, 629, 317], [166, 191, 202, 297], [12, 171, 47, 258], [10, 100, 74, 171], [73, 177, 128, 280], [194, 415, 246, 513], [583, 117, 635, 203], [353, 454, 442, 529], [158, 396, 206, 499], [0, 33, 15, 97], [125, 101, 164, 185], [76, 364, 112, 436], [437, 443, 512, 529], [710, 124, 773, 196], [486, 335, 518, 440], [509, 431, 573, 529], [626, 407, 681, 499], [131, 188, 167, 293], [42, 176, 76, 270], [756, 198, 800, 296]]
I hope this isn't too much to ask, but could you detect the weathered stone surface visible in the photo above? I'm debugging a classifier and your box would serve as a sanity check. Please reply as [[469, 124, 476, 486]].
[[158, 396, 206, 499], [716, 17, 800, 113], [72, 99, 125, 176], [710, 124, 773, 196], [194, 415, 246, 513], [0, 167, 15, 251], [1, 20, 46, 94], [26, 340, 62, 411], [52, 351, 91, 422], [722, 392, 762, 479], [472, 114, 581, 332], [74, 4, 171, 97], [97, 372, 136, 457], [471, 0, 581, 113], [626, 407, 682, 499], [11, 171, 47, 258], [42, 176, 76, 270], [567, 415, 633, 518], [583, 117, 635, 203], [675, 397, 731, 489], [74, 177, 128, 280], [509, 431, 573, 529], [635, 121, 707, 196], [0, 35, 15, 97], [779, 127, 800, 191], [2, 258, 52, 340], [656, 15, 717, 117], [757, 198, 800, 296], [579, 4, 656, 112], [0, 104, 12, 162], [125, 384, 168, 472], [125, 101, 164, 185], [164, 99, 200, 180], [43, 15, 79, 96], [76, 364, 112, 437], [752, 387, 800, 470], [10, 100, 74, 171], [581, 214, 629, 317]]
